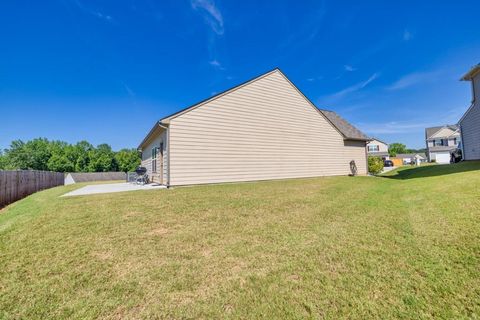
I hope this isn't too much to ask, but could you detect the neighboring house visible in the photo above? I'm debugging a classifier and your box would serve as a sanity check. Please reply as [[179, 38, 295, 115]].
[[138, 68, 369, 187], [394, 153, 427, 165], [459, 63, 480, 160], [366, 138, 389, 159], [425, 125, 461, 163]]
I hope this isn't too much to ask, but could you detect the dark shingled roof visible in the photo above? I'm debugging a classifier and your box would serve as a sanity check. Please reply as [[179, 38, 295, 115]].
[[367, 151, 389, 157], [395, 153, 427, 159], [320, 110, 369, 141], [139, 68, 370, 148], [425, 124, 459, 139], [428, 146, 457, 152]]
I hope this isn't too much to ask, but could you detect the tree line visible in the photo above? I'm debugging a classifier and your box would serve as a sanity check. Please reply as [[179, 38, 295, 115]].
[[0, 138, 141, 173], [388, 142, 426, 157]]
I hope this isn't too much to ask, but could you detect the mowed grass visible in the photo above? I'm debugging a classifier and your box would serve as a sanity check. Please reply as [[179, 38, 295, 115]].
[[1, 163, 480, 319]]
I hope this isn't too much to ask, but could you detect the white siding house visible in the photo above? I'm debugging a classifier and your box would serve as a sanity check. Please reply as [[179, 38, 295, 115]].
[[138, 68, 369, 186], [425, 125, 460, 163], [459, 64, 480, 160]]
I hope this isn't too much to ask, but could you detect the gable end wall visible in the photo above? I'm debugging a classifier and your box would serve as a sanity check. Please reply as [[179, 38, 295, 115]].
[[168, 71, 367, 186]]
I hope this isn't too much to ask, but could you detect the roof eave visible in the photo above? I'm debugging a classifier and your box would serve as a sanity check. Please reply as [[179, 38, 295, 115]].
[[460, 65, 480, 81], [345, 137, 370, 142], [137, 122, 168, 150]]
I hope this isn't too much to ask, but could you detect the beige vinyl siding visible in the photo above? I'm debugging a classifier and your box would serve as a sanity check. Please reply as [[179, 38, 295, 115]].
[[367, 139, 388, 153], [168, 70, 367, 186], [141, 130, 168, 183]]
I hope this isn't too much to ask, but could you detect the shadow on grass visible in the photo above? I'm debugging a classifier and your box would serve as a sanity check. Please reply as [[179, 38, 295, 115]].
[[381, 161, 480, 180]]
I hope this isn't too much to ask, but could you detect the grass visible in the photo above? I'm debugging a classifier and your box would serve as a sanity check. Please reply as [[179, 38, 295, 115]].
[[1, 163, 480, 319]]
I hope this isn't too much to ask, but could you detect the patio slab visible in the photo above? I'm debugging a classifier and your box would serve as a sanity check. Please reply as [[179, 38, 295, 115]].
[[62, 182, 166, 197]]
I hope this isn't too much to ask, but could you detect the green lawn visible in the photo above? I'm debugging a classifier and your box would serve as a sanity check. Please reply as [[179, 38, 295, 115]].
[[1, 163, 480, 319]]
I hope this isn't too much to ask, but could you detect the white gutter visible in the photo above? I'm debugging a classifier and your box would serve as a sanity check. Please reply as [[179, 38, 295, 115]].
[[157, 123, 170, 187]]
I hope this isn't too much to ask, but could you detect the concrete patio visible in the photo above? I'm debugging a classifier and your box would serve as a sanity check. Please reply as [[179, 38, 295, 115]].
[[62, 182, 166, 197]]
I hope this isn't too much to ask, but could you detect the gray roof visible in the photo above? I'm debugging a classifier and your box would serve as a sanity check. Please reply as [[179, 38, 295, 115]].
[[320, 110, 369, 141], [367, 151, 389, 157], [395, 153, 427, 159], [139, 69, 370, 148], [428, 146, 457, 152], [425, 124, 459, 139]]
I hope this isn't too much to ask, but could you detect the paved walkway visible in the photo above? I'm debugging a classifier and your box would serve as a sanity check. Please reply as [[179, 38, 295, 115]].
[[62, 182, 166, 197], [382, 166, 397, 173]]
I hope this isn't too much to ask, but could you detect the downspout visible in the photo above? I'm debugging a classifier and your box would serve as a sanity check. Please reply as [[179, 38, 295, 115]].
[[460, 127, 465, 161], [158, 123, 170, 187], [364, 140, 369, 175]]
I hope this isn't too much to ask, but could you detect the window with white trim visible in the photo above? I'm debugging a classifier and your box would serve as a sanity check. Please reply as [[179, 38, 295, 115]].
[[368, 144, 380, 152], [151, 147, 157, 173]]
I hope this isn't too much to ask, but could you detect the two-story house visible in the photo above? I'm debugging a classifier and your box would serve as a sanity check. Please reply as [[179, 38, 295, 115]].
[[366, 138, 389, 160], [425, 125, 461, 164], [459, 63, 480, 160]]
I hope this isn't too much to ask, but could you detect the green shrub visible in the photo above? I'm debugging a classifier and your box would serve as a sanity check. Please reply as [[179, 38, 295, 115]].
[[368, 156, 384, 175]]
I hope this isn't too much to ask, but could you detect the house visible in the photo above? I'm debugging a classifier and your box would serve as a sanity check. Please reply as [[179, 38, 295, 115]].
[[394, 153, 427, 165], [459, 63, 480, 160], [64, 172, 126, 185], [366, 138, 389, 159], [425, 125, 461, 163], [137, 68, 369, 187]]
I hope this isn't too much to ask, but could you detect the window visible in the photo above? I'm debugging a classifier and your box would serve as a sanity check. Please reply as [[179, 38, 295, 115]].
[[151, 147, 157, 173], [368, 145, 379, 152], [453, 138, 457, 146], [433, 139, 444, 146]]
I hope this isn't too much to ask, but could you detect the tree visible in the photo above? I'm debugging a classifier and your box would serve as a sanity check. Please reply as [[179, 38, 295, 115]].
[[72, 141, 93, 172], [2, 138, 138, 173], [0, 151, 7, 170], [389, 142, 407, 157], [88, 143, 117, 172], [47, 154, 74, 172], [368, 156, 384, 175], [4, 138, 52, 170], [115, 148, 141, 172]]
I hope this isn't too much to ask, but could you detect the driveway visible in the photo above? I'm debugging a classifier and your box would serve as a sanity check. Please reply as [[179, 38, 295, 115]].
[[382, 166, 397, 173], [62, 182, 166, 197]]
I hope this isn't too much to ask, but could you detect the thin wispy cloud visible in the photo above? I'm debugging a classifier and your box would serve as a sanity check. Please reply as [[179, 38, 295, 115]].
[[387, 71, 440, 91], [358, 120, 432, 134], [92, 11, 112, 21], [325, 73, 380, 102], [73, 0, 114, 23], [209, 59, 225, 70], [344, 65, 356, 72], [191, 0, 226, 71], [121, 82, 137, 107], [275, 0, 326, 61], [403, 29, 413, 41], [191, 0, 224, 35], [358, 106, 465, 135], [123, 84, 135, 98]]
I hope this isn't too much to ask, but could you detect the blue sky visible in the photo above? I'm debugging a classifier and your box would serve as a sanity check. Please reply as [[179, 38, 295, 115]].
[[1, 1, 479, 150]]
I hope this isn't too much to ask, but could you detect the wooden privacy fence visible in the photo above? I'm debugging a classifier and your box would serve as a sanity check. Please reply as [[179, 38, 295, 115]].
[[0, 170, 64, 208]]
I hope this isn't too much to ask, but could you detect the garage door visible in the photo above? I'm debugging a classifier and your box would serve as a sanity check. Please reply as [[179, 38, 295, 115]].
[[436, 152, 450, 164]]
